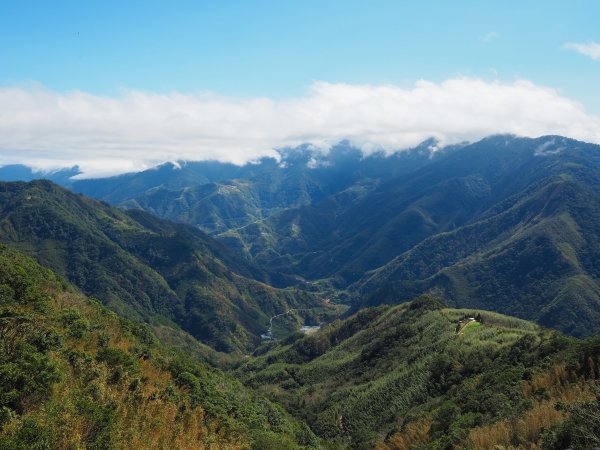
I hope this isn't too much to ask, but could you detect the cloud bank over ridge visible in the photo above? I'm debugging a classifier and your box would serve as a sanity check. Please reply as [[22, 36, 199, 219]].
[[1, 78, 599, 177]]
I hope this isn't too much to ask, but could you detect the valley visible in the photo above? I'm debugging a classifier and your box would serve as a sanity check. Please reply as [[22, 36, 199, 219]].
[[2, 135, 600, 449], [4, 3, 600, 448], [57, 135, 600, 338]]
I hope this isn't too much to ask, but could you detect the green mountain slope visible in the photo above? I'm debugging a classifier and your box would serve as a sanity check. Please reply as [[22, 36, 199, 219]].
[[226, 136, 600, 287], [70, 143, 439, 230], [212, 135, 600, 337], [9, 136, 600, 338], [238, 296, 600, 449], [70, 160, 253, 204], [123, 180, 266, 235], [0, 244, 318, 449], [357, 171, 600, 337], [0, 180, 321, 353]]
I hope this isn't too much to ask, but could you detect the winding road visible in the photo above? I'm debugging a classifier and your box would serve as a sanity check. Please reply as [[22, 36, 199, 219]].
[[265, 308, 311, 339]]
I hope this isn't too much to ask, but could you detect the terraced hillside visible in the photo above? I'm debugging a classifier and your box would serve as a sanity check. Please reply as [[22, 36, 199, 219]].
[[238, 296, 600, 449]]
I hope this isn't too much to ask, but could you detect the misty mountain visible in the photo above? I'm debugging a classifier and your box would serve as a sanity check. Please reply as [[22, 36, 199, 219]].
[[67, 141, 445, 234], [0, 164, 81, 185], [4, 135, 600, 338], [0, 180, 321, 353], [228, 135, 600, 336]]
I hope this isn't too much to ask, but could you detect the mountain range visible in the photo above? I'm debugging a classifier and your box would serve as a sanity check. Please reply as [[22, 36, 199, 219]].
[[3, 134, 600, 448], [27, 134, 600, 338], [0, 243, 317, 449], [0, 180, 323, 354], [238, 295, 598, 449]]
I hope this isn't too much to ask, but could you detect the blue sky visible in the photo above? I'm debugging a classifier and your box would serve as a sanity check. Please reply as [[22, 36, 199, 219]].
[[1, 0, 598, 103], [0, 1, 599, 176]]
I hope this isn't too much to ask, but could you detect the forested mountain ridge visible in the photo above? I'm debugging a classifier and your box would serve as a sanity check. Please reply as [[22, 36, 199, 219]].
[[3, 241, 600, 449], [3, 136, 600, 448], [0, 180, 322, 353], [239, 296, 600, 449], [222, 135, 600, 285], [4, 135, 600, 339], [0, 243, 318, 449], [353, 137, 600, 336], [174, 135, 600, 338], [69, 141, 444, 236], [108, 134, 600, 338]]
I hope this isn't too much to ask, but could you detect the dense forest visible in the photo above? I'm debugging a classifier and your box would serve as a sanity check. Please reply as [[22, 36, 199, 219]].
[[3, 247, 600, 448], [0, 244, 317, 449], [0, 180, 324, 354], [239, 296, 600, 449], [46, 136, 600, 338], [2, 135, 600, 449]]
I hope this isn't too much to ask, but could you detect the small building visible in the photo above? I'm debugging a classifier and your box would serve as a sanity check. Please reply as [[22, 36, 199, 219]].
[[300, 325, 321, 335]]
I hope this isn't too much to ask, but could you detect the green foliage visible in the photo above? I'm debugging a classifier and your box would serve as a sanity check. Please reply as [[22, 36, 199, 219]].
[[0, 344, 61, 413], [0, 417, 51, 450], [167, 353, 319, 447], [0, 244, 316, 448], [542, 386, 600, 449], [74, 398, 118, 450], [409, 295, 447, 311], [96, 347, 139, 383], [0, 180, 322, 354], [88, 135, 600, 340], [251, 431, 297, 450], [239, 297, 584, 448]]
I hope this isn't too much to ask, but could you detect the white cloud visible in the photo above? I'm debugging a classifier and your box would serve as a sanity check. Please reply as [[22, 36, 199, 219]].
[[481, 31, 498, 43], [1, 78, 600, 178], [563, 41, 600, 60]]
